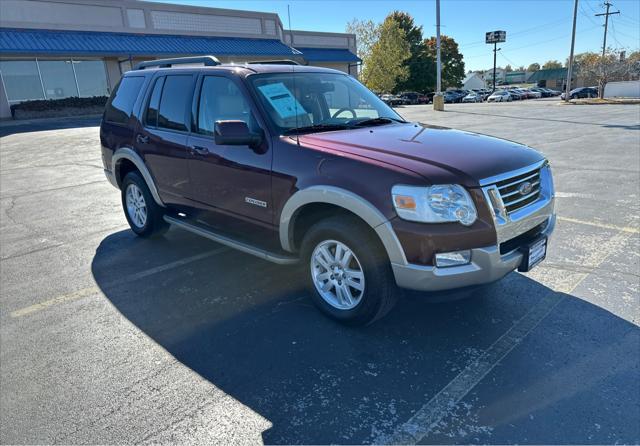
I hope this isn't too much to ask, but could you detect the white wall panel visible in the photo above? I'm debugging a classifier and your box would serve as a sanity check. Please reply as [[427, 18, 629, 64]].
[[150, 10, 262, 35]]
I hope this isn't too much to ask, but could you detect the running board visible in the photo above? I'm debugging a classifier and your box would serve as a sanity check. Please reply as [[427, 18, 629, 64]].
[[164, 215, 299, 265]]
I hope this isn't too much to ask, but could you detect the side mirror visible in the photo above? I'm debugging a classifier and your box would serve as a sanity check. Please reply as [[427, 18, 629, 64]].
[[214, 120, 262, 149]]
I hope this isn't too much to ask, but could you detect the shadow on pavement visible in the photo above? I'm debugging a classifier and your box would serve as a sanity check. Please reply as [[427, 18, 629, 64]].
[[0, 115, 101, 137], [91, 229, 639, 444]]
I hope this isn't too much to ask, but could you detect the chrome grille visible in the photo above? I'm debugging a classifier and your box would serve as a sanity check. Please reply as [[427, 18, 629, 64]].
[[494, 168, 542, 214]]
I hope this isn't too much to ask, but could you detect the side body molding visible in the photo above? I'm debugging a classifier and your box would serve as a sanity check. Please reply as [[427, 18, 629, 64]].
[[111, 147, 165, 207], [279, 186, 408, 265]]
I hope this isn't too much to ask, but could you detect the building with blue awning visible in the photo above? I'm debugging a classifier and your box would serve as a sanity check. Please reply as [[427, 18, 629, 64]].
[[0, 0, 359, 118]]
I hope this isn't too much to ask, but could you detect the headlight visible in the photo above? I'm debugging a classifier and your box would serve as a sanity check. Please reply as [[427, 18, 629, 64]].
[[392, 184, 478, 226]]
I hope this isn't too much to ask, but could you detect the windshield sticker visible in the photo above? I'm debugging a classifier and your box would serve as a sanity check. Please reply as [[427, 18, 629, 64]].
[[257, 82, 307, 119]]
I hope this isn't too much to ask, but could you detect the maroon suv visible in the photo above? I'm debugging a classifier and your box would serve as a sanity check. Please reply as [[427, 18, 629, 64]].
[[100, 56, 555, 325]]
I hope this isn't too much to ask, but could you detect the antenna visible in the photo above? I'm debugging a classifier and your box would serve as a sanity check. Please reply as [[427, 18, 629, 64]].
[[287, 4, 300, 146]]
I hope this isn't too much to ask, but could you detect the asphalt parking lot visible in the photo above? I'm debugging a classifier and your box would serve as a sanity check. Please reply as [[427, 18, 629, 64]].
[[1, 99, 639, 444]]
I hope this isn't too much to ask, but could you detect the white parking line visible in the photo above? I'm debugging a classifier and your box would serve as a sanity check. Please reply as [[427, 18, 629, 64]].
[[375, 228, 633, 445], [10, 247, 227, 318]]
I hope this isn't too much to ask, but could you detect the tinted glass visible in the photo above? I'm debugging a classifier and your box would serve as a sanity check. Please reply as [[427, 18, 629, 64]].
[[145, 77, 165, 127], [197, 76, 252, 136], [0, 60, 44, 102], [38, 60, 78, 99], [158, 75, 192, 132], [74, 60, 109, 97], [104, 76, 144, 124]]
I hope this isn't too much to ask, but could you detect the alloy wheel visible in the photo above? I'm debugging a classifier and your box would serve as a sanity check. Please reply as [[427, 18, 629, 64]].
[[310, 240, 365, 310], [125, 183, 147, 228]]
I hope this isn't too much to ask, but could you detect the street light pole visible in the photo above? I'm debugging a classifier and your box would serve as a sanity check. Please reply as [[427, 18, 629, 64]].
[[565, 0, 579, 102], [433, 0, 444, 111]]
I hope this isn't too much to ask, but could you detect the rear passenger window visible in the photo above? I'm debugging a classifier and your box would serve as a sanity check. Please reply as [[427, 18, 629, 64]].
[[197, 76, 253, 136], [157, 75, 192, 132], [104, 76, 144, 124]]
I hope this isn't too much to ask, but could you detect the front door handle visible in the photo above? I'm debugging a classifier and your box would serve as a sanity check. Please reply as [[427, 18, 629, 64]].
[[191, 145, 209, 156], [136, 134, 149, 144]]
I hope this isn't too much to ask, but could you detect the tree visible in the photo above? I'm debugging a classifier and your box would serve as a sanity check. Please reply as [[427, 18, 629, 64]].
[[360, 17, 411, 93], [388, 11, 430, 92], [527, 63, 540, 72], [572, 50, 639, 98], [542, 60, 563, 69], [345, 19, 379, 66], [505, 64, 513, 72], [423, 35, 465, 89]]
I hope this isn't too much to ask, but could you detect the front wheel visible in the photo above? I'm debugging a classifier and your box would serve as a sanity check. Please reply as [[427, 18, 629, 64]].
[[301, 216, 397, 325]]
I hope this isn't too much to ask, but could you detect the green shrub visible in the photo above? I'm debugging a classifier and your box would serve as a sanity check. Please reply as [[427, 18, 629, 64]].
[[10, 96, 108, 112]]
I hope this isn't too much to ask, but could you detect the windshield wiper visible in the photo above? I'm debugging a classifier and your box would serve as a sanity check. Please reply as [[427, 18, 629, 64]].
[[283, 123, 350, 135], [351, 117, 407, 127]]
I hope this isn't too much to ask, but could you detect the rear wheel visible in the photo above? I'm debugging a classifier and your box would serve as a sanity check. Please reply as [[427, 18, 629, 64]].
[[301, 216, 397, 325], [121, 171, 168, 238]]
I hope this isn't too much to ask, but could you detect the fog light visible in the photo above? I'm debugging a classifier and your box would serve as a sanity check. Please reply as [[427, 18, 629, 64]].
[[435, 250, 471, 267]]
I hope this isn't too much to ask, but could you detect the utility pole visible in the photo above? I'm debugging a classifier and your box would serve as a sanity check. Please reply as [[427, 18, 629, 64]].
[[492, 42, 498, 92], [565, 0, 579, 102], [433, 0, 444, 111], [595, 2, 620, 98]]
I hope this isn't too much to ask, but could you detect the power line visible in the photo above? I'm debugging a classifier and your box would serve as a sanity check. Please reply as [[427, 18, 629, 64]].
[[457, 16, 571, 49]]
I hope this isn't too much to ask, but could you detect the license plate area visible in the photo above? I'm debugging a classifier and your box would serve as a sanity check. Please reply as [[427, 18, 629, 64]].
[[518, 236, 547, 272]]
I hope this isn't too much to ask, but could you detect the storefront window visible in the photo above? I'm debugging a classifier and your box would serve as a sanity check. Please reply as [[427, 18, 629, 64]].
[[38, 60, 78, 99], [0, 58, 110, 103], [74, 60, 109, 97], [0, 60, 44, 102]]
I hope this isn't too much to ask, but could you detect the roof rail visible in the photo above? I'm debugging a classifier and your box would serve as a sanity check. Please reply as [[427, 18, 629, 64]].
[[135, 56, 221, 70], [247, 59, 300, 65]]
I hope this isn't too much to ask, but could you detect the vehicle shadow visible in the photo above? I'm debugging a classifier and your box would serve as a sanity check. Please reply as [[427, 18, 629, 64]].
[[0, 115, 101, 137], [91, 229, 639, 444]]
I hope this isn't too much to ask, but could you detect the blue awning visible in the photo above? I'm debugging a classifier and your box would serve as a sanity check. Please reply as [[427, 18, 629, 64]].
[[0, 28, 301, 57], [295, 47, 360, 63]]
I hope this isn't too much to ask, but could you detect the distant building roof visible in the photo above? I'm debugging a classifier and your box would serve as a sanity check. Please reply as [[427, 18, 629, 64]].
[[528, 68, 569, 82], [295, 47, 360, 63], [0, 27, 301, 57], [463, 72, 482, 82]]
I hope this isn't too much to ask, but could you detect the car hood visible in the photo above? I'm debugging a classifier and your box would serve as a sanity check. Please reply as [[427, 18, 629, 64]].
[[297, 123, 544, 187]]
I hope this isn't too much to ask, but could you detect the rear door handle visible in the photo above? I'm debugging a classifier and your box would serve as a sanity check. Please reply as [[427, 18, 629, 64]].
[[191, 145, 209, 156], [136, 134, 149, 144]]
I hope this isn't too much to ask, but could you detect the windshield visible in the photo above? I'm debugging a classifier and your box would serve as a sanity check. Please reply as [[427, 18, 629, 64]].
[[249, 72, 405, 135]]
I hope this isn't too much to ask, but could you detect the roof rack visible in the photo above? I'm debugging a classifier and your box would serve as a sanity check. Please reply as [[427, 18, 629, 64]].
[[247, 59, 300, 65], [135, 56, 221, 70]]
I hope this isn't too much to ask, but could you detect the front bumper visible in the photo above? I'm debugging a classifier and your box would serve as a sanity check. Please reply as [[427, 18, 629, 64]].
[[391, 160, 556, 292], [392, 214, 555, 291]]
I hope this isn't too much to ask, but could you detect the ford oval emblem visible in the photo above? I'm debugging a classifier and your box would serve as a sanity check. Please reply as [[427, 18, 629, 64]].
[[518, 181, 533, 196]]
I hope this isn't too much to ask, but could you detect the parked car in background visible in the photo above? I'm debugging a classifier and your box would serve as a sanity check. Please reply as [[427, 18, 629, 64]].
[[100, 56, 556, 325], [530, 87, 551, 98], [400, 92, 420, 105], [462, 92, 483, 103], [520, 88, 541, 99], [510, 89, 526, 100], [487, 90, 511, 102], [417, 93, 430, 104], [561, 87, 598, 100], [380, 94, 405, 106], [443, 91, 460, 103]]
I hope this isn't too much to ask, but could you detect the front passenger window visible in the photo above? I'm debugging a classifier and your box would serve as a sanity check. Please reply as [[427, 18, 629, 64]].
[[197, 76, 255, 136]]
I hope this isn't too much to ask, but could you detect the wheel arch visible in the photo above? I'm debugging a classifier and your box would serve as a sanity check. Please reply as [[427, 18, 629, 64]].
[[112, 147, 165, 207], [280, 186, 407, 265]]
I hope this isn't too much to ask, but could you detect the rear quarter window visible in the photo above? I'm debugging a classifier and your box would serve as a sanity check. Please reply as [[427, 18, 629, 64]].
[[104, 76, 145, 124]]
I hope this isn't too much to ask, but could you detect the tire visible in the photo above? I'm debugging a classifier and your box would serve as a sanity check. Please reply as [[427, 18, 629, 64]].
[[301, 215, 397, 325], [121, 171, 168, 238]]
